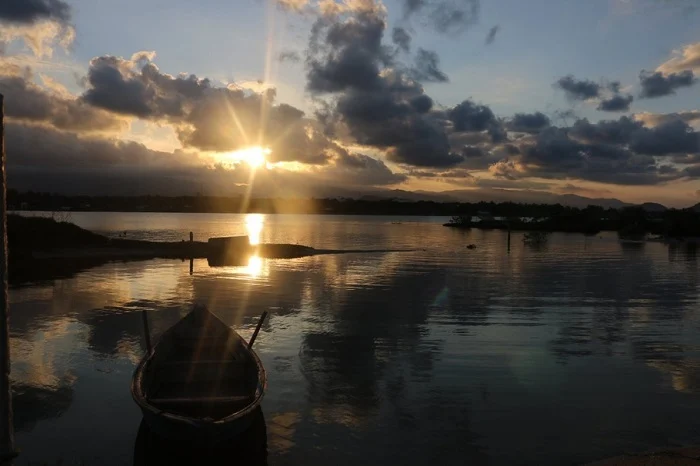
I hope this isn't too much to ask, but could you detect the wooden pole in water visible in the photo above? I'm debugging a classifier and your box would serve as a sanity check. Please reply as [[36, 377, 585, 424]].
[[0, 94, 17, 462], [507, 224, 511, 253], [141, 310, 153, 355]]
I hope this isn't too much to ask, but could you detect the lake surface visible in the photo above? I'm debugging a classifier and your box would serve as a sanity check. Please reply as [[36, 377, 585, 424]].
[[9, 212, 700, 465]]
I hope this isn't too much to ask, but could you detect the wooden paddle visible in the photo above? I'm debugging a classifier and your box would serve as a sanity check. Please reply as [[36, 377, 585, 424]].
[[248, 311, 268, 348]]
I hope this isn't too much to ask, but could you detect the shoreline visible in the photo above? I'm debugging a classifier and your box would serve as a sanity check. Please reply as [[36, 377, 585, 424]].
[[586, 446, 700, 465]]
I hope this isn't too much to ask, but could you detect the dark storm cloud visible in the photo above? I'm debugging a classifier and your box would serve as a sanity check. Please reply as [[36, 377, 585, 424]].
[[400, 0, 480, 34], [0, 0, 70, 24], [278, 50, 301, 63], [392, 27, 411, 53], [305, 8, 463, 167], [82, 55, 211, 118], [411, 48, 448, 82], [462, 145, 485, 157], [333, 148, 408, 185], [306, 12, 388, 93], [485, 25, 499, 45], [448, 100, 496, 131], [517, 127, 679, 185], [570, 116, 700, 155], [555, 75, 601, 100], [506, 112, 550, 133], [492, 114, 700, 186], [569, 117, 643, 145], [410, 94, 433, 113], [639, 70, 697, 98], [597, 94, 633, 112], [629, 119, 700, 155], [0, 74, 125, 132]]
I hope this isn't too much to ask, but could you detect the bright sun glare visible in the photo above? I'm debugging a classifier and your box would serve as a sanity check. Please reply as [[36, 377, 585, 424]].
[[231, 146, 270, 168], [245, 213, 264, 246]]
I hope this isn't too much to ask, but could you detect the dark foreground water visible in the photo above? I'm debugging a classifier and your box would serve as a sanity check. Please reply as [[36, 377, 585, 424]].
[[9, 213, 700, 465]]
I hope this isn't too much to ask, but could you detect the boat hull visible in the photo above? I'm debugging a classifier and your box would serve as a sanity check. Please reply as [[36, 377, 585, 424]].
[[131, 306, 267, 444], [139, 405, 257, 444]]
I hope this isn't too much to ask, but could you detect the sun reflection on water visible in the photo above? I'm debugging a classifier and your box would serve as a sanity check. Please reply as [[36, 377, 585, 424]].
[[245, 214, 265, 246], [246, 255, 263, 277]]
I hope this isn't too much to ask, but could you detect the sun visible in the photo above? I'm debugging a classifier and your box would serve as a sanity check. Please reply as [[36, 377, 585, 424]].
[[231, 146, 271, 168]]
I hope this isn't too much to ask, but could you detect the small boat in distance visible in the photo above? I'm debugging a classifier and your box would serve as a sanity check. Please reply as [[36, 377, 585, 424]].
[[131, 305, 267, 443]]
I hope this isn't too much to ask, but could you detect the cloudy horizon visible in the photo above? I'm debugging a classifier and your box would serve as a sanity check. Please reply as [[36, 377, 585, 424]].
[[1, 0, 700, 207]]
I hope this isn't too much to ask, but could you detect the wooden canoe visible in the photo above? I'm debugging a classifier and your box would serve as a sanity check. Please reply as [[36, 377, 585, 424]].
[[131, 305, 267, 443]]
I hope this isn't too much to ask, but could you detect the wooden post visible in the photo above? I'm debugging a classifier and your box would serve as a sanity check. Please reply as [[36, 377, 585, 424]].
[[0, 94, 17, 462], [507, 225, 511, 253], [188, 232, 193, 275]]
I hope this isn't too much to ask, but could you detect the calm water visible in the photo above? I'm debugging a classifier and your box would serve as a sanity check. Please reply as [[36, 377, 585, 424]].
[[9, 212, 700, 465]]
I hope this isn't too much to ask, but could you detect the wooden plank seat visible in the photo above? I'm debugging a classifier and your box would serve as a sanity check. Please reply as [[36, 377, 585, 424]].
[[149, 395, 251, 405], [151, 361, 250, 383]]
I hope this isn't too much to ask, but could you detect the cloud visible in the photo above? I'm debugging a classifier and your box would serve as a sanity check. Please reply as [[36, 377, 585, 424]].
[[556, 183, 611, 196], [278, 50, 302, 63], [5, 121, 405, 195], [639, 70, 697, 98], [0, 0, 73, 58], [657, 42, 700, 74], [447, 100, 497, 132], [408, 167, 474, 180], [555, 75, 601, 100], [634, 111, 700, 127], [517, 127, 680, 185], [276, 0, 309, 12], [0, 74, 127, 133], [0, 0, 70, 25], [569, 117, 642, 145], [391, 27, 411, 53], [570, 116, 700, 155], [628, 119, 700, 155], [484, 25, 499, 45], [411, 48, 448, 82], [80, 53, 327, 161], [400, 0, 480, 34], [5, 121, 200, 174], [305, 8, 463, 167], [597, 94, 633, 112], [506, 112, 550, 133], [329, 146, 407, 185], [489, 115, 700, 186], [0, 20, 75, 57]]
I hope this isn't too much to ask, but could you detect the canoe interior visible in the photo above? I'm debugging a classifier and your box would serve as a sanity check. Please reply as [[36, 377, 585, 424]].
[[141, 307, 259, 420]]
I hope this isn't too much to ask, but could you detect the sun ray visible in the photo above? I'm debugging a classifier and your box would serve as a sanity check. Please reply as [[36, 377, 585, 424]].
[[224, 98, 250, 146]]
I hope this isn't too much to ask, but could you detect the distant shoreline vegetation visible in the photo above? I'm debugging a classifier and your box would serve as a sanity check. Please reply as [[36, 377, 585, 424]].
[[444, 207, 700, 239], [6, 190, 700, 239]]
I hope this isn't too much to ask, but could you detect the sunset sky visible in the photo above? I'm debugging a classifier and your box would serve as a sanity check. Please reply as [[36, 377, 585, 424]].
[[1, 0, 700, 206]]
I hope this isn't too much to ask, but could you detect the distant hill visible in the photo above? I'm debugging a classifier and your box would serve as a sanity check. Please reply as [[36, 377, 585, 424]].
[[387, 188, 632, 209], [640, 202, 668, 212], [691, 203, 700, 213]]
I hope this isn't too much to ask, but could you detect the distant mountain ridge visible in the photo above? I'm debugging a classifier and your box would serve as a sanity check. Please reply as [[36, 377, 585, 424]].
[[367, 188, 634, 209]]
